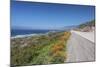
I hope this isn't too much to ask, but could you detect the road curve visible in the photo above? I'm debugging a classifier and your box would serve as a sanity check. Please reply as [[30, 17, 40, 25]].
[[65, 31, 95, 63]]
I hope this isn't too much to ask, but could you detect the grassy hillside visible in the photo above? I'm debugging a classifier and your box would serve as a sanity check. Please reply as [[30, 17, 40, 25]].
[[11, 31, 71, 66], [78, 20, 95, 29]]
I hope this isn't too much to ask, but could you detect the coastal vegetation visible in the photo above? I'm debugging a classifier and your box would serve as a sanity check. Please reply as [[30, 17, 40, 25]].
[[11, 31, 71, 66], [74, 20, 95, 32], [78, 20, 95, 29]]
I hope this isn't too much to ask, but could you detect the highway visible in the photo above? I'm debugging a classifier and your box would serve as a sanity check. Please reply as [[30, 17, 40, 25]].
[[66, 31, 95, 62]]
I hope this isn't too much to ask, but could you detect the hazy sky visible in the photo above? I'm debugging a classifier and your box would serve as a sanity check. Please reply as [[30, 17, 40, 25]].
[[11, 1, 95, 29]]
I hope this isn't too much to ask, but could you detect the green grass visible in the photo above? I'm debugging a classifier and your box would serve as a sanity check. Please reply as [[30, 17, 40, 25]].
[[11, 31, 71, 66]]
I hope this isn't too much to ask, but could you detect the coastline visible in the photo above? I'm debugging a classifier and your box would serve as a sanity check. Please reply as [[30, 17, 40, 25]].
[[11, 33, 43, 39], [11, 30, 69, 40], [11, 30, 60, 39], [11, 32, 51, 39]]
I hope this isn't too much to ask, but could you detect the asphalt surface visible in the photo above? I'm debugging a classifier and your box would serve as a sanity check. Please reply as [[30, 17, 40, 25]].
[[65, 31, 95, 63]]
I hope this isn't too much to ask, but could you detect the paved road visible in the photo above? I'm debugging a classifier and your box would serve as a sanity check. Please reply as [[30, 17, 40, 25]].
[[66, 31, 95, 63], [72, 31, 95, 43]]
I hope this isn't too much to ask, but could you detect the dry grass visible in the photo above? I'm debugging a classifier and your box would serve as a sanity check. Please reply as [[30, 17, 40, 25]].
[[11, 31, 71, 65], [50, 32, 71, 63]]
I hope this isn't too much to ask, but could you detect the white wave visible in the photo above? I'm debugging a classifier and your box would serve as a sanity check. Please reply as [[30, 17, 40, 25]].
[[11, 33, 38, 39]]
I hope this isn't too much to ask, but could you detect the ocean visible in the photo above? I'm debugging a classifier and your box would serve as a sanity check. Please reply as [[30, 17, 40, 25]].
[[11, 29, 51, 37]]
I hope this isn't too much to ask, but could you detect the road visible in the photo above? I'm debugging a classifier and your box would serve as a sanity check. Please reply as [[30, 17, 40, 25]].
[[71, 31, 95, 43], [65, 31, 95, 63]]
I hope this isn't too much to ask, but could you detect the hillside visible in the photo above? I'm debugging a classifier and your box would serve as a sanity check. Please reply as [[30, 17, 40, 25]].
[[78, 20, 95, 28], [77, 20, 95, 32], [11, 31, 71, 66]]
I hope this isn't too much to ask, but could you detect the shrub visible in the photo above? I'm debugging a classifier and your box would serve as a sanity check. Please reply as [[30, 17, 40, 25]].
[[11, 31, 71, 65]]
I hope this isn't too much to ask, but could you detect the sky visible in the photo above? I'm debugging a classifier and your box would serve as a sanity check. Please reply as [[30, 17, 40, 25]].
[[11, 1, 95, 29]]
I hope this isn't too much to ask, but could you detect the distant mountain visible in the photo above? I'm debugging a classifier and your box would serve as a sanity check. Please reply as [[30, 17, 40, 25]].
[[59, 25, 78, 31], [78, 20, 95, 29], [59, 19, 95, 31], [77, 20, 95, 32], [63, 25, 78, 29], [12, 20, 95, 32]]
